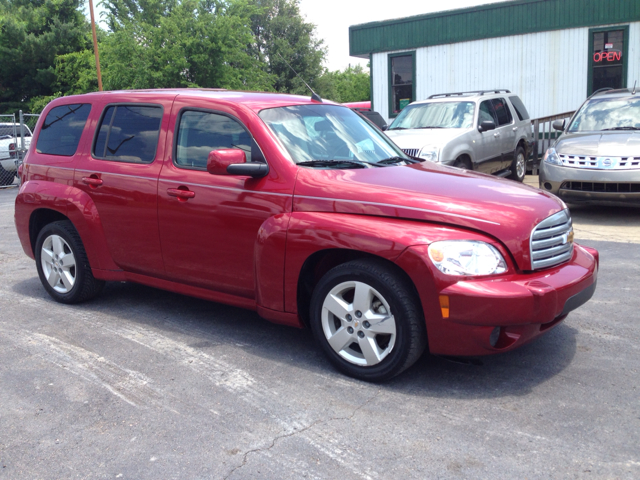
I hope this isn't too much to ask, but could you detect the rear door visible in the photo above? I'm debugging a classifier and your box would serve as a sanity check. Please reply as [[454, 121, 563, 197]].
[[491, 97, 517, 171], [73, 98, 173, 277]]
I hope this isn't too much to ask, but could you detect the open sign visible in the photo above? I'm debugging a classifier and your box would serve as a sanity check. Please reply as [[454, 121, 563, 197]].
[[594, 50, 622, 63]]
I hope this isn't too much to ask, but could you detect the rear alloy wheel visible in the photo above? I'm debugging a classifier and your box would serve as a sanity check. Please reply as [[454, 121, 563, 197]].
[[35, 220, 104, 304], [508, 146, 526, 182], [310, 259, 426, 381]]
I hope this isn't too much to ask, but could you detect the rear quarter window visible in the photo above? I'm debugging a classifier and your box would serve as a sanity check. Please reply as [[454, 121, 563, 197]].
[[36, 104, 92, 156], [508, 96, 530, 121], [93, 104, 163, 163]]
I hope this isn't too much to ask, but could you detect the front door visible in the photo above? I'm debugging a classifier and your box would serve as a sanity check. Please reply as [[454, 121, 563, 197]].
[[157, 102, 291, 300]]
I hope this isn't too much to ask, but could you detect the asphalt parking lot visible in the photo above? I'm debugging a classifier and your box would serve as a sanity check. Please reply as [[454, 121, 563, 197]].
[[1, 180, 639, 479]]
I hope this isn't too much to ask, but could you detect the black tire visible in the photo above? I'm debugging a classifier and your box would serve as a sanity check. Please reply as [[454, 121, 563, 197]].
[[453, 156, 472, 170], [508, 145, 526, 182], [0, 164, 15, 186], [35, 220, 105, 304], [309, 259, 427, 382]]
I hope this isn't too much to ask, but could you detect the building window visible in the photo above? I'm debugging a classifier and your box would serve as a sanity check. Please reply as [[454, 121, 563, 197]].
[[588, 26, 628, 96], [388, 52, 414, 117]]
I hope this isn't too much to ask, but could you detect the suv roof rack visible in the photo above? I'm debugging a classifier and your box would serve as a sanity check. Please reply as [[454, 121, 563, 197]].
[[428, 89, 511, 99]]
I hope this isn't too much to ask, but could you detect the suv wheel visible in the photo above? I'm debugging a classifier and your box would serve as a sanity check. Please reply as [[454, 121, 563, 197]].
[[310, 259, 427, 381], [35, 220, 105, 304], [508, 146, 526, 182]]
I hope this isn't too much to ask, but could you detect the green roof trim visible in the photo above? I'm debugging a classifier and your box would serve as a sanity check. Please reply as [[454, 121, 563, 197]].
[[349, 0, 640, 57]]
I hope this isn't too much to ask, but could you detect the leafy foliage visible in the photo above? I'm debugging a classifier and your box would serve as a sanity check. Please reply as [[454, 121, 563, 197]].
[[0, 0, 369, 113], [0, 0, 90, 112]]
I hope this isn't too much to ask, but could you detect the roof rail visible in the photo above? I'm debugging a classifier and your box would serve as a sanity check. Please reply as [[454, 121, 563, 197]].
[[588, 87, 613, 98], [428, 89, 511, 99]]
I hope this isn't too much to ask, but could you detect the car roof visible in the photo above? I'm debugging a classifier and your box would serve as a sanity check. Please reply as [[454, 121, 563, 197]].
[[47, 89, 341, 113], [410, 90, 514, 105]]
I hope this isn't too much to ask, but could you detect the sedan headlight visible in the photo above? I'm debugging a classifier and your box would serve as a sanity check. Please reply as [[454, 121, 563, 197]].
[[419, 146, 440, 163], [543, 147, 562, 166], [428, 240, 507, 276]]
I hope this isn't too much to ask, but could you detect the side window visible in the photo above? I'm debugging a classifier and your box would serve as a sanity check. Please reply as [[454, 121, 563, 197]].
[[36, 104, 92, 156], [478, 101, 497, 125], [94, 105, 162, 163], [508, 96, 530, 121], [175, 111, 253, 169], [491, 98, 513, 126]]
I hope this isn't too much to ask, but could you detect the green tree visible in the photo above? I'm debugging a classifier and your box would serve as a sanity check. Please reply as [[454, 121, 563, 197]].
[[0, 0, 91, 113], [100, 0, 275, 91], [248, 0, 325, 94], [316, 65, 370, 104]]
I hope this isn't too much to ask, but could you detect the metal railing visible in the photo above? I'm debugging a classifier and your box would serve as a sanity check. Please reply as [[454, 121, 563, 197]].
[[530, 111, 575, 174], [0, 111, 39, 188]]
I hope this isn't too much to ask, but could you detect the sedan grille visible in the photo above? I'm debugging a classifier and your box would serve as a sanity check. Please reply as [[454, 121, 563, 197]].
[[530, 209, 573, 270], [558, 154, 640, 170], [402, 148, 420, 157]]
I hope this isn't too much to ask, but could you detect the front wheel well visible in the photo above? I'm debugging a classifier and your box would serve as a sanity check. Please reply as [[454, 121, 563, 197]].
[[29, 209, 68, 253], [296, 249, 421, 328]]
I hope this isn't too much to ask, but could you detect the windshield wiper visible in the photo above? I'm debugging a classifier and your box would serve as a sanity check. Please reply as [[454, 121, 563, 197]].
[[416, 126, 444, 129], [378, 156, 421, 165], [387, 127, 407, 130], [602, 126, 640, 131], [297, 159, 383, 169]]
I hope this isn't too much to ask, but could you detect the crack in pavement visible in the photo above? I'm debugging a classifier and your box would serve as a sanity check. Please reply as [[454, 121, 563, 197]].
[[223, 389, 382, 480]]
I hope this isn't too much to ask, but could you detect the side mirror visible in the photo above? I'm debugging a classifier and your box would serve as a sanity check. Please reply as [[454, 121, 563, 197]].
[[206, 149, 268, 178], [552, 119, 566, 131], [381, 124, 388, 131], [478, 120, 496, 132]]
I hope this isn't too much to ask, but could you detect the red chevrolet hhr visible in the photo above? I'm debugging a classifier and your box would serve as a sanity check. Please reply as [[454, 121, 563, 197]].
[[14, 89, 598, 381]]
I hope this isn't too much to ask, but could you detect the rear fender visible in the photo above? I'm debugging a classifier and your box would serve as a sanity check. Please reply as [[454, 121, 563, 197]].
[[17, 181, 118, 272]]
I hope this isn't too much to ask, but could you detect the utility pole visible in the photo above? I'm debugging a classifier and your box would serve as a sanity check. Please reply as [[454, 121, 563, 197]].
[[88, 0, 103, 91]]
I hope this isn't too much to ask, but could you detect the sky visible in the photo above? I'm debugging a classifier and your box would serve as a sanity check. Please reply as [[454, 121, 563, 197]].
[[299, 0, 505, 71], [85, 0, 506, 72]]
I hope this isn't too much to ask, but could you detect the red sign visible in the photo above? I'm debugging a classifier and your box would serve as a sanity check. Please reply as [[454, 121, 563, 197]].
[[594, 50, 622, 63]]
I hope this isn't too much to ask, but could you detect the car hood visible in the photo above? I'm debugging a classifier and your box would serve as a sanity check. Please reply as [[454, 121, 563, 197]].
[[385, 128, 467, 149], [556, 131, 640, 156], [293, 162, 564, 271]]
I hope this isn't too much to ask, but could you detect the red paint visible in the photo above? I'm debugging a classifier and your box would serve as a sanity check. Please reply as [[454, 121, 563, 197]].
[[15, 89, 598, 355]]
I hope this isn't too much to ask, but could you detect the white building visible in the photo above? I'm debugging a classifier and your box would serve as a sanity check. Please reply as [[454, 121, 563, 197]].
[[349, 0, 640, 122]]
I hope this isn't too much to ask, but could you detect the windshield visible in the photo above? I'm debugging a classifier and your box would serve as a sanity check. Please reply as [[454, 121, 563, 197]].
[[259, 104, 408, 167], [568, 96, 640, 132], [389, 101, 475, 130]]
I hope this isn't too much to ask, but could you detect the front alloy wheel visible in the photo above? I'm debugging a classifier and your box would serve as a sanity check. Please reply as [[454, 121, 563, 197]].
[[310, 259, 427, 381], [321, 280, 397, 366]]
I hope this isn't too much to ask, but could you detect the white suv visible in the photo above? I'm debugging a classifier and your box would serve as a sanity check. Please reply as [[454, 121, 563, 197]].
[[385, 90, 533, 182], [0, 123, 32, 185]]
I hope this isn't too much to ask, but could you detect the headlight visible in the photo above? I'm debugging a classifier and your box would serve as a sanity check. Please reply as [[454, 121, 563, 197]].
[[428, 240, 507, 276], [419, 146, 440, 163], [543, 147, 562, 166]]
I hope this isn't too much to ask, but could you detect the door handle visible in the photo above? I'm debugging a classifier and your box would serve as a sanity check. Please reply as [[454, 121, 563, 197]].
[[81, 176, 103, 187], [512, 127, 518, 131], [167, 188, 195, 200], [493, 132, 501, 137]]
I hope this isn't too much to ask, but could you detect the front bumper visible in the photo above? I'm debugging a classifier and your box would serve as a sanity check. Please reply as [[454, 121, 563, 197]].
[[540, 162, 640, 206], [397, 243, 598, 357]]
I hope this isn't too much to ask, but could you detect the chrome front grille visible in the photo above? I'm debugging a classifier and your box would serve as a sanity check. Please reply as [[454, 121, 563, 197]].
[[530, 209, 573, 270], [402, 148, 420, 157], [558, 154, 640, 170]]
